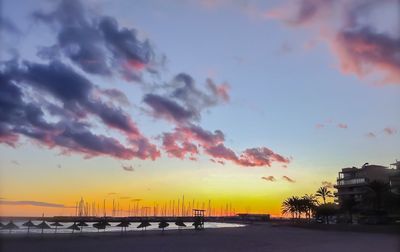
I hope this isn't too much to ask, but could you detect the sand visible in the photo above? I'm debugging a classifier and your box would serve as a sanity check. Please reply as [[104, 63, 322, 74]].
[[1, 224, 398, 252]]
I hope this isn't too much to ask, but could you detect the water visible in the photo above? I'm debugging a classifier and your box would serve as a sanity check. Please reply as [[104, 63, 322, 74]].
[[0, 221, 245, 235]]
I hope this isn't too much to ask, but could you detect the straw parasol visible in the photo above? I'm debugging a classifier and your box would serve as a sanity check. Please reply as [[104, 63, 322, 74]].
[[77, 221, 88, 233], [137, 220, 151, 230], [175, 219, 186, 229], [158, 220, 169, 231], [2, 221, 19, 234], [116, 220, 130, 233], [50, 221, 63, 233], [93, 222, 106, 232], [67, 222, 80, 233], [37, 221, 51, 234], [22, 220, 36, 234]]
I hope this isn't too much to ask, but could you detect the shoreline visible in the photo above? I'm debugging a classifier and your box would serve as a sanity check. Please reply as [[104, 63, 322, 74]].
[[1, 223, 398, 252]]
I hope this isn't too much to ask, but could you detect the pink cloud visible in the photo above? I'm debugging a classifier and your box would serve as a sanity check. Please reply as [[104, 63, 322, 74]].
[[267, 0, 400, 84], [383, 127, 397, 135], [315, 123, 325, 129], [337, 123, 348, 129]]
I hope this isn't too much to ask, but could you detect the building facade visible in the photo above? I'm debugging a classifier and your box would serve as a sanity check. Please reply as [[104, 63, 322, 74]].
[[334, 161, 400, 207]]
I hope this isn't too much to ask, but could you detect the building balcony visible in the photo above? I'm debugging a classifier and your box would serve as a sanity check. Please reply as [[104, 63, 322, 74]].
[[334, 177, 368, 187]]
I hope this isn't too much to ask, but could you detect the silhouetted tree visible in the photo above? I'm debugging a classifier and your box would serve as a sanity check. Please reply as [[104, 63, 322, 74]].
[[316, 187, 333, 204], [315, 203, 337, 224]]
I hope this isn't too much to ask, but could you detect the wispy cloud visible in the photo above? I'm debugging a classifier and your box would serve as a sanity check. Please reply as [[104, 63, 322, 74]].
[[267, 0, 400, 84], [282, 176, 295, 183], [383, 127, 397, 135], [261, 176, 276, 182], [365, 132, 376, 138], [0, 200, 70, 208], [11, 160, 20, 166], [321, 181, 334, 188], [337, 123, 348, 129], [122, 164, 134, 172]]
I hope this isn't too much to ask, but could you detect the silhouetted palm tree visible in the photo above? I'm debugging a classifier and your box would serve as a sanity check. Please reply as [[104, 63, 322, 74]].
[[316, 187, 333, 204], [302, 194, 318, 220]]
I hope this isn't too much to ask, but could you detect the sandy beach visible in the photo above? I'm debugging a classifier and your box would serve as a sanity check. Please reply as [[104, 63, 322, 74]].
[[1, 224, 398, 252]]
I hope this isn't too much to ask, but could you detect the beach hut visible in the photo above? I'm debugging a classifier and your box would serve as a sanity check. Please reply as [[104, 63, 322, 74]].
[[93, 222, 106, 232], [50, 221, 63, 233], [77, 221, 88, 233], [67, 222, 80, 233], [2, 221, 19, 234], [158, 220, 169, 232], [37, 221, 51, 234], [22, 220, 36, 234], [175, 219, 186, 229], [137, 220, 151, 230], [116, 220, 130, 233]]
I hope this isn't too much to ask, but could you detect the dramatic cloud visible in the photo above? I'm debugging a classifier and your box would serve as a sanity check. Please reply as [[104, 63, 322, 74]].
[[33, 0, 160, 80], [383, 127, 397, 135], [122, 164, 134, 172], [143, 73, 230, 124], [0, 59, 159, 160], [161, 124, 290, 167], [261, 176, 276, 182], [0, 200, 69, 208], [282, 175, 295, 183], [0, 0, 291, 170], [267, 0, 400, 84], [321, 181, 334, 188]]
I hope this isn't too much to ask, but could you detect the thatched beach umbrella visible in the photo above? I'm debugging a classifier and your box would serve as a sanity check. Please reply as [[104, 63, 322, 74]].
[[175, 219, 186, 229], [2, 221, 19, 234], [116, 220, 130, 233], [67, 222, 80, 233], [77, 221, 88, 233], [137, 220, 151, 230], [22, 220, 36, 234], [50, 221, 63, 233], [158, 220, 169, 231], [37, 221, 51, 234], [93, 222, 106, 232]]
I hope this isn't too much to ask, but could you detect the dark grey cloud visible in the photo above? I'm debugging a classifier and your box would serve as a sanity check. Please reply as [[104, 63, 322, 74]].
[[0, 59, 159, 160], [32, 0, 159, 80], [143, 73, 230, 125]]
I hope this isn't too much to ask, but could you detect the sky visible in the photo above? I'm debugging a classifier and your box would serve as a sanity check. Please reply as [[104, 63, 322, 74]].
[[0, 0, 399, 217]]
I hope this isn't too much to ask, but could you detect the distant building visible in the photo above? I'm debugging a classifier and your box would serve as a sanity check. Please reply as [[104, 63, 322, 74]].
[[389, 160, 400, 195], [334, 161, 400, 206]]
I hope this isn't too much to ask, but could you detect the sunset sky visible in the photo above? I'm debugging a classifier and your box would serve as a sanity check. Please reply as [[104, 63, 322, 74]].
[[0, 0, 399, 217]]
